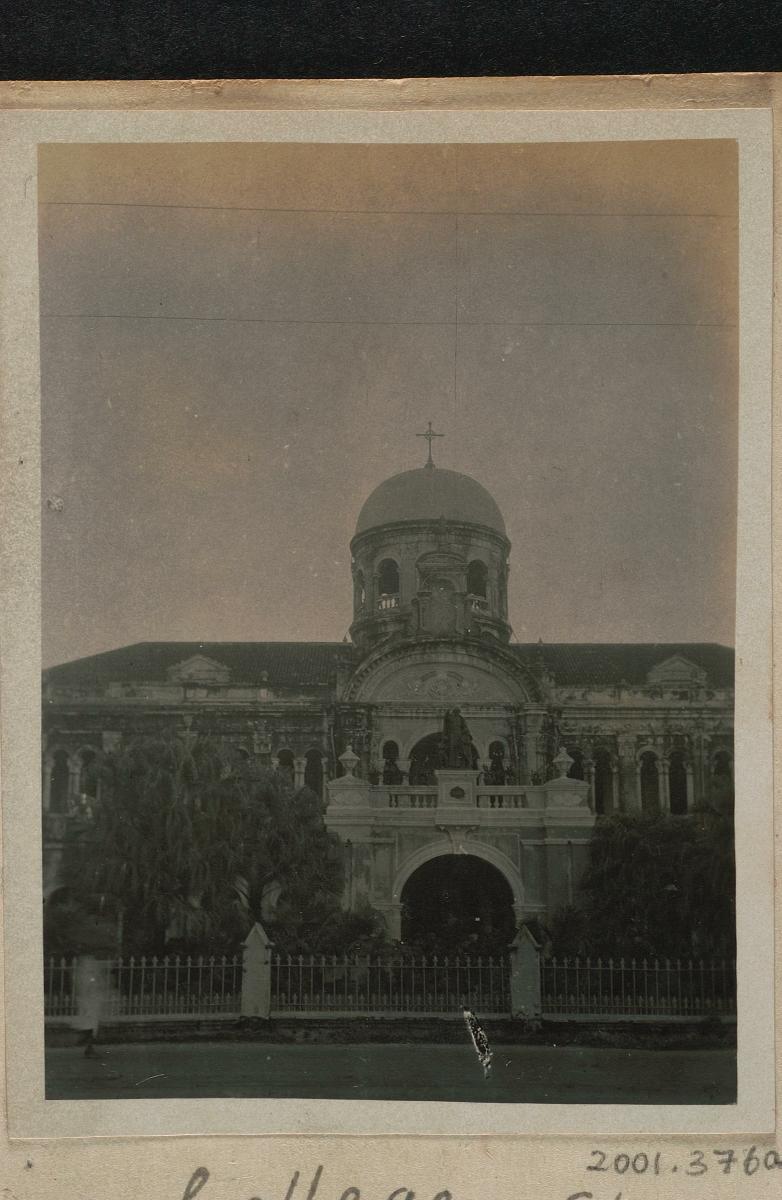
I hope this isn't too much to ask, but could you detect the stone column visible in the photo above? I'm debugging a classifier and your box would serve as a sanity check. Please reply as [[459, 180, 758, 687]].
[[617, 735, 639, 812], [524, 708, 547, 782], [660, 756, 670, 813], [686, 764, 695, 810], [320, 756, 329, 800], [293, 757, 305, 789], [584, 757, 595, 810], [693, 726, 707, 804], [67, 759, 79, 811], [610, 760, 619, 813]]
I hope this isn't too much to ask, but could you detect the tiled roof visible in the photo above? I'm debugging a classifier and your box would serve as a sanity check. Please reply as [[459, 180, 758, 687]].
[[44, 640, 734, 690], [43, 642, 349, 690], [513, 642, 734, 688]]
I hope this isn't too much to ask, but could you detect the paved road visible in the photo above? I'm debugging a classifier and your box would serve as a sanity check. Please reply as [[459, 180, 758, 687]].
[[46, 1042, 736, 1104]]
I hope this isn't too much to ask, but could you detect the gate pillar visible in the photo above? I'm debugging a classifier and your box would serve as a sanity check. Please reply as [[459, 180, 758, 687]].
[[509, 925, 541, 1019], [241, 921, 273, 1019]]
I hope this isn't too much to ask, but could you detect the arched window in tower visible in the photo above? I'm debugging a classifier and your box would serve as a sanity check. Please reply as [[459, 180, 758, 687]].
[[467, 559, 488, 602], [382, 740, 403, 785], [49, 749, 70, 813], [377, 559, 400, 609], [668, 749, 688, 815], [304, 748, 323, 795], [640, 750, 660, 814], [593, 747, 613, 815]]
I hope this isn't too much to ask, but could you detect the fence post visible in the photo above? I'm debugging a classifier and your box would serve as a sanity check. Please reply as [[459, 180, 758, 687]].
[[510, 925, 542, 1019], [241, 922, 273, 1019]]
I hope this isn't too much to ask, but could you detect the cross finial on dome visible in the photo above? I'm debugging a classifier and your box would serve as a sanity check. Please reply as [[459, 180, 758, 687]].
[[416, 421, 444, 467]]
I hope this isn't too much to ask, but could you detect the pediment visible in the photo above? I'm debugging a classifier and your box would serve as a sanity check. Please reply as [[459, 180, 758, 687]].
[[166, 655, 232, 684], [349, 648, 529, 704], [646, 655, 706, 688]]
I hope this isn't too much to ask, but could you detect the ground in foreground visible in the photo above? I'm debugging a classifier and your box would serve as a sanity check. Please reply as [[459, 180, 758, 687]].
[[46, 1041, 736, 1104]]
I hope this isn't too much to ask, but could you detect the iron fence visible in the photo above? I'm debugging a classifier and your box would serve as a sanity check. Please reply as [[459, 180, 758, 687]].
[[44, 954, 243, 1020], [271, 952, 511, 1016], [44, 949, 737, 1023], [541, 956, 736, 1020]]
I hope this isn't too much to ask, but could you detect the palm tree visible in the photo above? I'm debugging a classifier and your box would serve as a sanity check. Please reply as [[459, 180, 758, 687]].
[[59, 734, 344, 954]]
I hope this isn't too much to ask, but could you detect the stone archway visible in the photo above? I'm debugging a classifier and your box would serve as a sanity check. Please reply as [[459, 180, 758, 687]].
[[388, 839, 525, 941], [400, 853, 515, 953]]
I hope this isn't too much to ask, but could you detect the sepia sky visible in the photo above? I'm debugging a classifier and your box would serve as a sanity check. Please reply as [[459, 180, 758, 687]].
[[38, 140, 738, 667]]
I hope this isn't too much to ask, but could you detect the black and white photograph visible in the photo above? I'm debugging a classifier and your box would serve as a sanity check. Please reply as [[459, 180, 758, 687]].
[[34, 132, 748, 1109], [0, 91, 774, 1151]]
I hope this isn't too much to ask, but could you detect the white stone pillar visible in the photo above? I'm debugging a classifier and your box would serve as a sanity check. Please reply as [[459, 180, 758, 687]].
[[510, 927, 542, 1019], [241, 922, 274, 1019], [293, 757, 305, 789]]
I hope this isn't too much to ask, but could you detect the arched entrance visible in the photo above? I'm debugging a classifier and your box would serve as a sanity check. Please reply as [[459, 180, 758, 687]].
[[400, 854, 516, 953], [408, 731, 444, 785]]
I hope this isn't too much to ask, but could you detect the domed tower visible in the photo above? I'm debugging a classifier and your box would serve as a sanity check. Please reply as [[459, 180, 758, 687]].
[[350, 434, 511, 654]]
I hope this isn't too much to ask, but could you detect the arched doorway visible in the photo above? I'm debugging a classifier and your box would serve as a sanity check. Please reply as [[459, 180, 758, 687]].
[[408, 731, 444, 785], [401, 854, 516, 953], [639, 750, 660, 814], [668, 750, 688, 815]]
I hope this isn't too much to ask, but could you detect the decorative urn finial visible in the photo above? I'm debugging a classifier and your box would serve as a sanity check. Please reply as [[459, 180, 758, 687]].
[[339, 744, 360, 779], [552, 746, 574, 779]]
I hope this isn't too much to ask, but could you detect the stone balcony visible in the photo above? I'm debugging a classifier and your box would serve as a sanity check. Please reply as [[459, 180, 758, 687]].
[[326, 758, 594, 831]]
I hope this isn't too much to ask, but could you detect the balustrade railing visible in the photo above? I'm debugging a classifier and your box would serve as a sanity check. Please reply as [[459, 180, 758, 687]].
[[376, 785, 532, 810], [377, 594, 400, 611], [476, 790, 528, 809], [388, 791, 438, 808]]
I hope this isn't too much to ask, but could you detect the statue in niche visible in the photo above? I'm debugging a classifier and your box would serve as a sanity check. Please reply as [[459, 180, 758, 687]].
[[442, 707, 478, 770]]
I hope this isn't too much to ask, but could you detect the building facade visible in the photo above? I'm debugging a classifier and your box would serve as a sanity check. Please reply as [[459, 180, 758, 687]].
[[42, 459, 734, 934]]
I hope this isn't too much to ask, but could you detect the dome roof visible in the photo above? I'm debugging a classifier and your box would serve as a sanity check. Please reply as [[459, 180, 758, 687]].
[[355, 465, 506, 537]]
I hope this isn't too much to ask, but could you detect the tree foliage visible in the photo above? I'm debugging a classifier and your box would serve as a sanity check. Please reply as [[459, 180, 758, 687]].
[[556, 803, 736, 960], [54, 734, 356, 955]]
